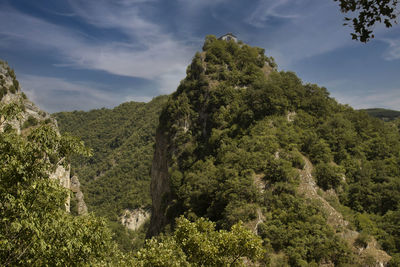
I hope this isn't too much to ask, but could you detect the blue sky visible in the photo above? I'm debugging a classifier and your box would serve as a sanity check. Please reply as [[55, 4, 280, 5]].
[[0, 0, 399, 112]]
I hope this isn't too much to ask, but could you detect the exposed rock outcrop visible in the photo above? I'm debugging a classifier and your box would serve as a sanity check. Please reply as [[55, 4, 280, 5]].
[[297, 154, 391, 266], [120, 208, 150, 231], [1, 60, 87, 214], [49, 165, 71, 211], [70, 175, 88, 215]]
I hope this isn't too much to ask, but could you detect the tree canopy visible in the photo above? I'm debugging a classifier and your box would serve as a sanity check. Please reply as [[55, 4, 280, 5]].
[[133, 217, 265, 266], [335, 0, 399, 42], [0, 103, 125, 266]]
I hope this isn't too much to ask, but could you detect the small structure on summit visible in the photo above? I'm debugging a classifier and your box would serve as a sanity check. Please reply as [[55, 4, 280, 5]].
[[218, 33, 237, 42]]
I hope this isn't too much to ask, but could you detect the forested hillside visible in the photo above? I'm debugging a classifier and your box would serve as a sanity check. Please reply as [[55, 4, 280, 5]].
[[149, 35, 400, 265], [54, 95, 168, 249], [362, 108, 400, 121]]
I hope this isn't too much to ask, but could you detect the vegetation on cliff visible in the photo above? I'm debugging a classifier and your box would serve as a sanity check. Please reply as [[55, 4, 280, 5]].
[[133, 216, 264, 266], [0, 102, 124, 266], [151, 35, 400, 265], [0, 60, 20, 100], [54, 95, 168, 250]]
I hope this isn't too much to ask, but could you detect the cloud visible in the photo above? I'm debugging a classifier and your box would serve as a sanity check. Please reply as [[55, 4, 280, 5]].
[[324, 78, 400, 110], [0, 3, 194, 95], [19, 74, 124, 112], [246, 0, 301, 28], [123, 95, 153, 103], [175, 0, 227, 10], [333, 88, 400, 110], [243, 0, 358, 67], [382, 38, 400, 60]]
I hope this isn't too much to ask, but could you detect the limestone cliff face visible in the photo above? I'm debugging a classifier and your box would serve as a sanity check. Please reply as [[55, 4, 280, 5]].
[[70, 176, 88, 215], [121, 208, 150, 231], [148, 129, 171, 236], [0, 60, 87, 214], [49, 165, 72, 211]]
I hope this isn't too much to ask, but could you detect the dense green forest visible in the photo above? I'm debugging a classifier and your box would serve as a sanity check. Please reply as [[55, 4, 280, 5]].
[[54, 95, 167, 250], [151, 35, 400, 265], [362, 108, 400, 121]]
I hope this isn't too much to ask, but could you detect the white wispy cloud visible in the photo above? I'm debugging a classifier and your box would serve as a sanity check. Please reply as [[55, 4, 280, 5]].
[[325, 78, 400, 110], [382, 38, 400, 60], [0, 2, 194, 95], [244, 0, 356, 66], [19, 74, 123, 112], [123, 95, 153, 103], [246, 0, 301, 28], [333, 88, 400, 110], [175, 0, 227, 10]]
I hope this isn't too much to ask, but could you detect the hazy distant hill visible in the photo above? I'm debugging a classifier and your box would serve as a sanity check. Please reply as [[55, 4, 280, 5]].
[[361, 108, 400, 121]]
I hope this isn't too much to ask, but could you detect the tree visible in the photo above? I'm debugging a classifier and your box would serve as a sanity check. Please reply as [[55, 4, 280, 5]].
[[335, 0, 399, 42], [133, 216, 265, 266], [313, 163, 344, 190], [0, 103, 124, 266]]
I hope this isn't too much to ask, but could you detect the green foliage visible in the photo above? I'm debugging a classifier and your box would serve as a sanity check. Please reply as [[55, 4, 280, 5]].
[[388, 253, 400, 267], [0, 103, 125, 266], [263, 158, 296, 183], [362, 108, 400, 121], [12, 79, 19, 91], [354, 232, 371, 248], [335, 0, 399, 42], [0, 86, 7, 100], [313, 163, 344, 190], [133, 216, 264, 266], [22, 115, 39, 129], [258, 195, 353, 265], [8, 85, 16, 94], [15, 35, 398, 265], [54, 95, 168, 250]]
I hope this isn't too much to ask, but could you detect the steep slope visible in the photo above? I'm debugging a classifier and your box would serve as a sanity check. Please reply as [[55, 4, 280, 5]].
[[0, 60, 87, 213], [54, 95, 168, 249], [0, 61, 126, 266], [148, 35, 400, 265]]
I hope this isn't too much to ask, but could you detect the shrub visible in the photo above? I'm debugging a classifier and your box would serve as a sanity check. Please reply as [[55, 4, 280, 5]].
[[0, 86, 7, 100], [313, 163, 343, 190], [13, 79, 19, 91], [9, 85, 16, 94], [354, 232, 371, 248], [22, 115, 39, 129]]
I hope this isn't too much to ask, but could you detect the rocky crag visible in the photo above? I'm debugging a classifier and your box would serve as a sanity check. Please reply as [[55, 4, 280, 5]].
[[0, 60, 87, 214], [148, 36, 394, 265]]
